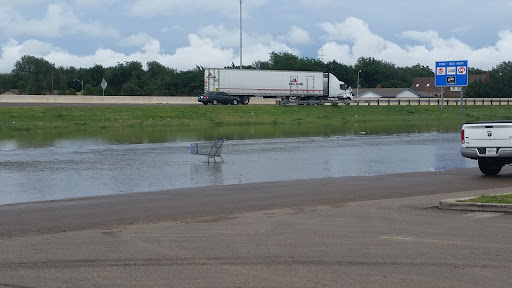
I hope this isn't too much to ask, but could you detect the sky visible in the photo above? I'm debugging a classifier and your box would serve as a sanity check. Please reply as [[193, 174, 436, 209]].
[[1, 0, 512, 74]]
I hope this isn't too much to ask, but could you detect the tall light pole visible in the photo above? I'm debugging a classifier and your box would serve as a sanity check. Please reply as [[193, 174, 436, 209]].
[[356, 70, 361, 97], [73, 79, 84, 93], [239, 0, 243, 69]]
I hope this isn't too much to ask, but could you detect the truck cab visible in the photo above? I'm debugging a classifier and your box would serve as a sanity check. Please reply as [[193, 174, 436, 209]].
[[324, 73, 353, 101]]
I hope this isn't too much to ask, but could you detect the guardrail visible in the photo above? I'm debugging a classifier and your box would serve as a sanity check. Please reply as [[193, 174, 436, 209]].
[[1, 95, 510, 106], [276, 98, 512, 106], [353, 98, 512, 106], [0, 95, 277, 105]]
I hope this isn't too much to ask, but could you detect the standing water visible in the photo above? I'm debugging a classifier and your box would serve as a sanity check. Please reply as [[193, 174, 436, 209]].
[[0, 133, 475, 205]]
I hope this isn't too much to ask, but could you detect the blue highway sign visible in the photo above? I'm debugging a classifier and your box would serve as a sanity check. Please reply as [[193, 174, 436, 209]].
[[435, 60, 468, 87]]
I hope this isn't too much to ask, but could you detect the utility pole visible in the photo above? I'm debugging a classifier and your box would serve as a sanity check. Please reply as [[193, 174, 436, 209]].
[[239, 0, 243, 69], [356, 70, 361, 97]]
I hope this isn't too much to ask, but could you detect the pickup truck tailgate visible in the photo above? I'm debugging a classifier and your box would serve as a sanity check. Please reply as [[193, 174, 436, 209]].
[[461, 121, 512, 175], [463, 122, 512, 147]]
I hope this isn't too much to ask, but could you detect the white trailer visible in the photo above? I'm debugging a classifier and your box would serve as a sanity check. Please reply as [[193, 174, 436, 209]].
[[204, 68, 353, 105]]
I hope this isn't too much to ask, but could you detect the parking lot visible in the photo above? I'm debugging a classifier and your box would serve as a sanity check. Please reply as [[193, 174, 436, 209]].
[[1, 168, 512, 287]]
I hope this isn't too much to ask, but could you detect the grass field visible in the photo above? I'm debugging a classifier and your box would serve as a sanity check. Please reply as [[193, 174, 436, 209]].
[[462, 194, 512, 204], [2, 105, 512, 132], [2, 105, 512, 145]]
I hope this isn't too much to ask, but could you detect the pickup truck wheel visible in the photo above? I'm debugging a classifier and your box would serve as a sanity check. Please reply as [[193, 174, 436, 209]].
[[212, 99, 218, 105], [478, 158, 503, 176], [232, 99, 238, 105]]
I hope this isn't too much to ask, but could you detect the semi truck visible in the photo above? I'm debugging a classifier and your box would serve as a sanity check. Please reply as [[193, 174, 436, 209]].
[[461, 121, 512, 175], [204, 68, 353, 105]]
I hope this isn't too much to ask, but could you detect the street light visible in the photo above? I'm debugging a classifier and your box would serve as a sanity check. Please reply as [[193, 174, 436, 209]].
[[73, 79, 84, 93], [356, 70, 361, 97], [239, 0, 243, 69]]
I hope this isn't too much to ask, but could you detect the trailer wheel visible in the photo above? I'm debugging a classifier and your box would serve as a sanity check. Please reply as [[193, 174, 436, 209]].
[[240, 97, 250, 105], [478, 158, 503, 176]]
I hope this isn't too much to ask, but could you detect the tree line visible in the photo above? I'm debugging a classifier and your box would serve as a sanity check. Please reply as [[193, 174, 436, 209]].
[[0, 52, 510, 97], [0, 56, 204, 96]]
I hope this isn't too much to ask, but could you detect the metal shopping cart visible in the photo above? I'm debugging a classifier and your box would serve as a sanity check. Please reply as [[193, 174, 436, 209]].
[[190, 139, 225, 164]]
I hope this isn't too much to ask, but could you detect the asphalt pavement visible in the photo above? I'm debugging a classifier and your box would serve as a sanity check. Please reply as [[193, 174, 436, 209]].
[[1, 167, 512, 287]]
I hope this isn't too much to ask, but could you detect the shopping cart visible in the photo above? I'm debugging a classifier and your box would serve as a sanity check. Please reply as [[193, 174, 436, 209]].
[[190, 139, 225, 164]]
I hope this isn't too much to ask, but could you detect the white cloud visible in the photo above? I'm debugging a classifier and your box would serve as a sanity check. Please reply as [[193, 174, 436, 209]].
[[196, 24, 297, 63], [129, 0, 267, 18], [0, 26, 298, 73], [244, 39, 297, 65], [399, 30, 440, 44], [0, 39, 65, 71], [158, 34, 235, 69], [284, 26, 311, 44], [298, 0, 336, 8], [74, 0, 117, 7], [320, 17, 399, 57], [0, 0, 46, 8], [0, 3, 119, 38], [121, 33, 162, 55], [198, 25, 240, 48], [0, 34, 232, 72], [319, 17, 512, 70], [1, 12, 512, 74]]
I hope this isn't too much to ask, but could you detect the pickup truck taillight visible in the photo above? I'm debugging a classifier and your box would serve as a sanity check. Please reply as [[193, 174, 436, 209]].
[[461, 129, 465, 144]]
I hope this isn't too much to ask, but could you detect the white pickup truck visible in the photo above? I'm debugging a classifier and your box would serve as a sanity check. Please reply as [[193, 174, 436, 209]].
[[461, 121, 512, 175]]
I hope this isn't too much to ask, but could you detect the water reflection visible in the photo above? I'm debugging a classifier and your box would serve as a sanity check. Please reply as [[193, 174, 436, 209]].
[[0, 121, 463, 148], [0, 131, 475, 205], [190, 163, 224, 186]]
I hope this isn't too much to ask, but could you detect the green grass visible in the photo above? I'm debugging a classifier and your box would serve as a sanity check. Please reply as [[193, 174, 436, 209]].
[[1, 105, 512, 134], [462, 194, 512, 204]]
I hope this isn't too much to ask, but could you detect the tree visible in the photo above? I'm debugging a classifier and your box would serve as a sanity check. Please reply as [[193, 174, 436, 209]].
[[254, 52, 326, 72], [145, 61, 176, 96], [404, 63, 434, 77], [466, 79, 489, 98], [175, 66, 204, 96], [84, 64, 106, 95], [487, 61, 512, 98], [267, 52, 301, 70], [323, 60, 355, 88], [464, 61, 512, 98], [469, 67, 486, 75], [52, 66, 67, 93], [354, 57, 395, 88], [3, 54, 511, 98], [63, 66, 80, 93], [0, 73, 15, 93], [12, 55, 55, 94], [104, 61, 145, 95], [84, 83, 102, 96]]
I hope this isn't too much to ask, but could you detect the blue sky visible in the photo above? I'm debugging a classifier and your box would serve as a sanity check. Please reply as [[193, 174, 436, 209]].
[[1, 0, 511, 73]]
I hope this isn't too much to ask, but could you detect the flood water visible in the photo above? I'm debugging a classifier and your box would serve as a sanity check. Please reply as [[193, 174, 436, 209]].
[[0, 132, 475, 205]]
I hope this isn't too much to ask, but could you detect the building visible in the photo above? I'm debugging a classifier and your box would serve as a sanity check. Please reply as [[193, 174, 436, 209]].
[[410, 73, 489, 98], [357, 88, 423, 98], [0, 89, 20, 96]]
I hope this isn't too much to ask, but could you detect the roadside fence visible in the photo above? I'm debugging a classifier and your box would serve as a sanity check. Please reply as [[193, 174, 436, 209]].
[[353, 98, 512, 106]]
